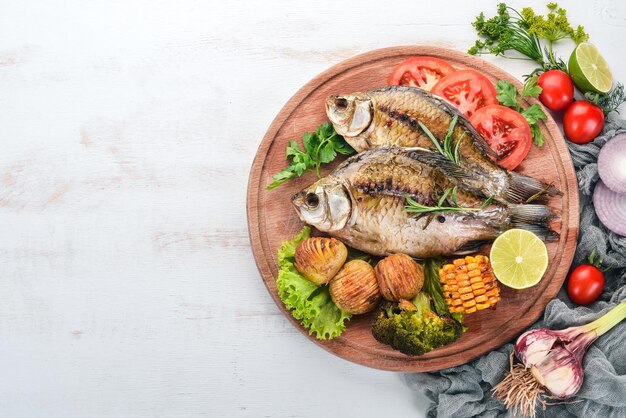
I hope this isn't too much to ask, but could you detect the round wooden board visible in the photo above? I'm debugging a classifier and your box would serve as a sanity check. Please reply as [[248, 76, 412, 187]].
[[247, 46, 579, 372]]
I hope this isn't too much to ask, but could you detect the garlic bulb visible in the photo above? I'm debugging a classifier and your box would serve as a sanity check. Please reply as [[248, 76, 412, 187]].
[[493, 302, 626, 417]]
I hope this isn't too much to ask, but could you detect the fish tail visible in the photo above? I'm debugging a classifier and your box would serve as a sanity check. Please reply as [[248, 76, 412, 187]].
[[507, 172, 562, 203], [509, 204, 559, 241]]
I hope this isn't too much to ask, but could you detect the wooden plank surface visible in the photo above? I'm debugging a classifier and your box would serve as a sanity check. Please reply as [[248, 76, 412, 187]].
[[0, 0, 624, 417]]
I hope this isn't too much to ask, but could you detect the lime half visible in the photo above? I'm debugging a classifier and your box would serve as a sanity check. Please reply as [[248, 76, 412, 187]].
[[489, 229, 548, 290], [568, 42, 612, 94]]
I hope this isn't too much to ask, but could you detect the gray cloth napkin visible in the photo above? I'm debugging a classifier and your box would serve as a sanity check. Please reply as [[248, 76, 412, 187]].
[[404, 116, 626, 418]]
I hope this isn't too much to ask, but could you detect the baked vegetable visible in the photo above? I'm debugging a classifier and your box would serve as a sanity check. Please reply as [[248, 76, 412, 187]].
[[439, 255, 501, 314], [294, 237, 348, 285], [330, 260, 381, 314], [375, 253, 424, 302], [371, 292, 463, 356]]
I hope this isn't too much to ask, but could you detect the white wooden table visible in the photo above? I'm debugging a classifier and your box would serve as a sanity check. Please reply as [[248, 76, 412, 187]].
[[1, 1, 624, 416]]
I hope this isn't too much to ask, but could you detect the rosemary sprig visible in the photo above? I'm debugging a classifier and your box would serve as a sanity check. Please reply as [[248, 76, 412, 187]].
[[404, 187, 495, 215], [480, 195, 495, 209], [418, 116, 465, 164]]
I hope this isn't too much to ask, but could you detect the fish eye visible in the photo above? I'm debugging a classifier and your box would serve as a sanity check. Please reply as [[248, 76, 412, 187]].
[[305, 192, 320, 208], [437, 215, 446, 223], [335, 98, 348, 109]]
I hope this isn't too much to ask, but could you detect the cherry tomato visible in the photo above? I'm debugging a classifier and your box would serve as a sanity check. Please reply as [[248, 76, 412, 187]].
[[431, 69, 498, 118], [567, 264, 605, 305], [563, 101, 605, 144], [537, 70, 574, 111], [469, 105, 532, 170], [388, 57, 455, 91]]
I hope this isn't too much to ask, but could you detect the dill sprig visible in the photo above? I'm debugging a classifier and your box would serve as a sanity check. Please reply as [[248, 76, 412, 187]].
[[585, 83, 626, 116], [468, 3, 588, 72]]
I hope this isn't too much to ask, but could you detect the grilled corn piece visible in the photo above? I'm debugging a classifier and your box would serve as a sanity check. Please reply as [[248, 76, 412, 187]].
[[439, 255, 501, 314]]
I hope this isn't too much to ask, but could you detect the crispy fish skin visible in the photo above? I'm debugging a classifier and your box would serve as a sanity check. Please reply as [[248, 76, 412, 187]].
[[335, 147, 487, 209], [326, 86, 559, 203], [336, 187, 502, 258], [292, 148, 554, 258]]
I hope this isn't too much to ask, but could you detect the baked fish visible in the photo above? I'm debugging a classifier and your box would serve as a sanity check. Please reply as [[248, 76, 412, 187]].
[[325, 86, 559, 204], [292, 147, 555, 258]]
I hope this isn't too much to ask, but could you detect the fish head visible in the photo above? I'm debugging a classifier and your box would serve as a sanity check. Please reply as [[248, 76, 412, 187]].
[[292, 176, 351, 232], [325, 93, 373, 138]]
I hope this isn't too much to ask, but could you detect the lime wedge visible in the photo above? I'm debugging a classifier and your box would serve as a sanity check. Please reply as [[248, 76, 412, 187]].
[[489, 229, 548, 290], [568, 42, 612, 94]]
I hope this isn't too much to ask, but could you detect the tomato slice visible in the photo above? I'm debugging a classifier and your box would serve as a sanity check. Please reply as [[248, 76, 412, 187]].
[[431, 69, 498, 118], [469, 105, 532, 170], [388, 57, 455, 91]]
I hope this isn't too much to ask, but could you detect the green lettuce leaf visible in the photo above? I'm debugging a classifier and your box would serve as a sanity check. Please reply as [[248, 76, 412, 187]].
[[276, 226, 352, 340]]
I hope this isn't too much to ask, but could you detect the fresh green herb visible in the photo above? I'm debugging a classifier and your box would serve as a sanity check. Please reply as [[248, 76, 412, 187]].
[[266, 123, 355, 190], [585, 83, 626, 116], [276, 226, 351, 340], [522, 105, 548, 147], [451, 185, 459, 206], [480, 194, 496, 209], [468, 4, 544, 63], [403, 187, 494, 216], [419, 115, 465, 164], [523, 3, 588, 43], [521, 76, 542, 98], [468, 3, 588, 71], [496, 79, 520, 107], [522, 3, 589, 55], [495, 79, 548, 147]]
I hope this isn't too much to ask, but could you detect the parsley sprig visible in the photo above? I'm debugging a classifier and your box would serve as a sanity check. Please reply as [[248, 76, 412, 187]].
[[418, 115, 466, 164], [404, 186, 495, 216], [495, 78, 548, 147], [266, 123, 355, 190]]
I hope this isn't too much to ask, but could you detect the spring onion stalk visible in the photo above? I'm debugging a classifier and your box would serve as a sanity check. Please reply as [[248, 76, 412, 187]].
[[493, 302, 626, 418]]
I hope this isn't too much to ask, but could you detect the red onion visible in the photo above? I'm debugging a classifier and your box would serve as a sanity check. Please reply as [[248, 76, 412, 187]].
[[593, 180, 626, 236], [597, 133, 626, 195], [493, 302, 626, 418]]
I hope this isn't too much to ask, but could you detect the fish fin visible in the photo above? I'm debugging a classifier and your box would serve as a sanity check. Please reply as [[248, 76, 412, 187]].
[[454, 116, 501, 160], [453, 240, 489, 255], [335, 151, 366, 170], [421, 214, 435, 230], [507, 172, 562, 203], [401, 148, 477, 182], [402, 148, 492, 199], [510, 223, 560, 241], [509, 204, 556, 227], [509, 204, 559, 241]]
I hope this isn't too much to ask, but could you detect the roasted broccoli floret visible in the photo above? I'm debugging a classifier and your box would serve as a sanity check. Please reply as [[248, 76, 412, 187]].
[[371, 292, 463, 356]]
